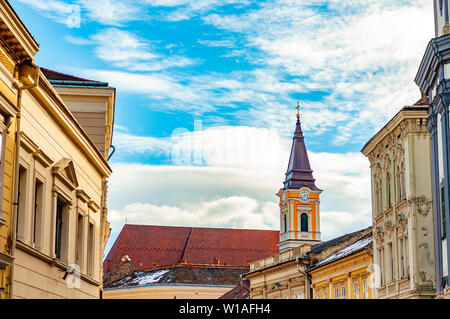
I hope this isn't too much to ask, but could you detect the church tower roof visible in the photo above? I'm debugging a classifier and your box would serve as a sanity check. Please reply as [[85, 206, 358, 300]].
[[283, 105, 319, 190]]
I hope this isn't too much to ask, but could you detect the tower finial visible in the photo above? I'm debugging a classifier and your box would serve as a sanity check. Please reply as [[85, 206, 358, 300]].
[[296, 101, 300, 119]]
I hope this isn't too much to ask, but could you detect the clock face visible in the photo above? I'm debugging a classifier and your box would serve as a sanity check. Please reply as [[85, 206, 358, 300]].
[[299, 190, 309, 203]]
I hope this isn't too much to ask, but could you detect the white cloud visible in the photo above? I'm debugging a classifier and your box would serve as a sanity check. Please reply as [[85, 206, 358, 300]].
[[105, 126, 372, 253], [202, 0, 434, 143], [88, 28, 196, 71]]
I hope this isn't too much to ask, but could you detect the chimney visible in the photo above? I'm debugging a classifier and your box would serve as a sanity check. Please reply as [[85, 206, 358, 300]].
[[180, 259, 186, 264], [213, 257, 220, 265]]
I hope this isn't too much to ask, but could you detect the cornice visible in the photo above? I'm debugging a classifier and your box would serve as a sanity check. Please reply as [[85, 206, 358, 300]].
[[0, 0, 39, 60]]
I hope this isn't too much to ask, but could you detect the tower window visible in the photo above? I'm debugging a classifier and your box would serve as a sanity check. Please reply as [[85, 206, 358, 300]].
[[283, 214, 288, 233], [300, 213, 308, 232]]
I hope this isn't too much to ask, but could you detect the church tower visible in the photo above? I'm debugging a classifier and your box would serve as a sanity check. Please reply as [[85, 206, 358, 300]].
[[277, 104, 322, 252]]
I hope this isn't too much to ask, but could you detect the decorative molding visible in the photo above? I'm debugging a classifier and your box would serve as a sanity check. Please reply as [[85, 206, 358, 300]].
[[412, 196, 432, 216]]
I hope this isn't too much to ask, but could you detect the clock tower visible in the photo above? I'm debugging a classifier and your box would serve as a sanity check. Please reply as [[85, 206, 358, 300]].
[[277, 104, 322, 252]]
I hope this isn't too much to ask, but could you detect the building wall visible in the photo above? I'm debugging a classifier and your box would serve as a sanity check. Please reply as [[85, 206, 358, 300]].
[[104, 285, 233, 299], [362, 109, 436, 299], [0, 29, 19, 299], [10, 80, 109, 299], [310, 250, 373, 299], [247, 246, 311, 299]]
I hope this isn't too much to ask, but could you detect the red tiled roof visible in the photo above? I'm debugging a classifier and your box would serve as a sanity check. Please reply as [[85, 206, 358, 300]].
[[104, 224, 280, 272], [41, 67, 99, 82]]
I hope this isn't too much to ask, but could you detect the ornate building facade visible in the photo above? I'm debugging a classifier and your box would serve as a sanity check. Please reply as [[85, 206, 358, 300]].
[[415, 0, 450, 299], [361, 100, 436, 299]]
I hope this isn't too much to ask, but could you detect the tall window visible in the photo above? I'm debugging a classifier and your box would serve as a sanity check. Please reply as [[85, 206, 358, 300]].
[[87, 222, 95, 276], [300, 213, 308, 232], [75, 213, 84, 269], [379, 247, 385, 285], [17, 166, 28, 240], [55, 198, 69, 261], [341, 287, 346, 299], [375, 184, 380, 215], [388, 243, 394, 282], [363, 280, 369, 299], [32, 179, 44, 247], [399, 238, 405, 278], [353, 282, 360, 299], [400, 163, 406, 200], [283, 214, 287, 233], [334, 288, 339, 299], [386, 173, 392, 208]]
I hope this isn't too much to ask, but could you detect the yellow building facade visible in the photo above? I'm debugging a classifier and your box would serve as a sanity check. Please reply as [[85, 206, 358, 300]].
[[308, 233, 374, 299], [0, 0, 39, 299], [0, 0, 115, 299]]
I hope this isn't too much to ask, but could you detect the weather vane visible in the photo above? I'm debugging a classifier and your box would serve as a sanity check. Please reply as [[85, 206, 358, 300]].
[[296, 101, 300, 119]]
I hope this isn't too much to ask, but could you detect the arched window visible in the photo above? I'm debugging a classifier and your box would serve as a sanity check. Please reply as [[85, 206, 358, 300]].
[[396, 167, 401, 203], [400, 163, 406, 200], [300, 213, 308, 232], [386, 173, 392, 208]]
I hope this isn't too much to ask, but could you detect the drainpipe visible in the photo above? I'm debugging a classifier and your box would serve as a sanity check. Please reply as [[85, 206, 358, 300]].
[[444, 0, 450, 35], [8, 60, 40, 299], [296, 257, 312, 299]]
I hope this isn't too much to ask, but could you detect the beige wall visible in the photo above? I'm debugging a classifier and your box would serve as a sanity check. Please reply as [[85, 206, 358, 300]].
[[11, 77, 109, 299], [104, 285, 233, 299], [362, 108, 436, 299]]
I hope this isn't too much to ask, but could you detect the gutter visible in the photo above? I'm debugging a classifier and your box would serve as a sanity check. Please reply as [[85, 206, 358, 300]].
[[9, 59, 40, 299], [48, 80, 109, 87]]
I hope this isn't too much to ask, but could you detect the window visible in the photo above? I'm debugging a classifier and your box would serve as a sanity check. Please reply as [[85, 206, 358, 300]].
[[404, 237, 409, 277], [32, 179, 44, 247], [353, 282, 360, 299], [341, 287, 346, 299], [379, 247, 385, 285], [75, 213, 84, 269], [334, 288, 339, 299], [87, 222, 95, 276], [17, 165, 28, 240], [399, 238, 405, 278], [363, 280, 369, 299], [396, 170, 401, 203], [283, 214, 288, 233], [300, 213, 308, 232], [388, 243, 394, 282], [386, 173, 392, 208], [296, 293, 304, 299], [315, 291, 320, 299], [323, 290, 328, 299], [400, 164, 406, 200], [55, 198, 69, 261]]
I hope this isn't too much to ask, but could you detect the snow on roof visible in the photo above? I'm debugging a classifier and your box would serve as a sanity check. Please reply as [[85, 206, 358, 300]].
[[314, 236, 373, 268]]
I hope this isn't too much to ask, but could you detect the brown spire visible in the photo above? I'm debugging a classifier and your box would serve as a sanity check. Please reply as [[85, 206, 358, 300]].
[[283, 104, 319, 190]]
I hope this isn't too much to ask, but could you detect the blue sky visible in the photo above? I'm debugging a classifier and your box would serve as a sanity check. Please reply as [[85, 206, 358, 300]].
[[12, 0, 434, 254]]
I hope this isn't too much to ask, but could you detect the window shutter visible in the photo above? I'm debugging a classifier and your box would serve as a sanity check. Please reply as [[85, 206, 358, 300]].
[[441, 183, 447, 238]]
